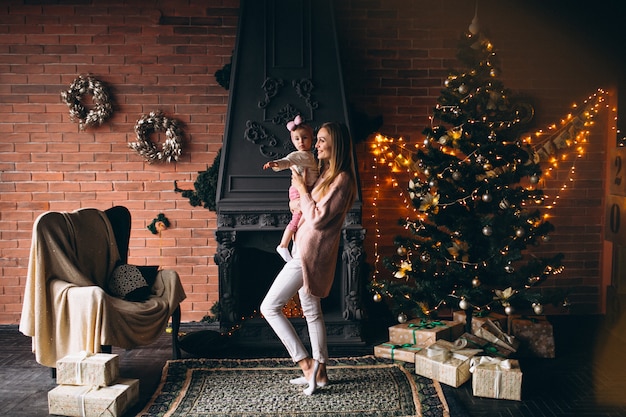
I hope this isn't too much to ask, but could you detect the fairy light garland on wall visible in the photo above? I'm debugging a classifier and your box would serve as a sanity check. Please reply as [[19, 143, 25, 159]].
[[369, 88, 610, 284]]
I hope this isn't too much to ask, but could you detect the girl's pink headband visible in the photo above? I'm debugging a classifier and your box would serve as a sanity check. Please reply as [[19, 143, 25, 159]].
[[286, 115, 303, 132]]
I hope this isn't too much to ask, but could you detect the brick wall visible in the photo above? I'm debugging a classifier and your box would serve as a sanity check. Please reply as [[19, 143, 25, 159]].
[[0, 0, 619, 325]]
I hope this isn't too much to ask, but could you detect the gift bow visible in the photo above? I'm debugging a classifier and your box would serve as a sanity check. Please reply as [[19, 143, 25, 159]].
[[455, 336, 506, 358], [408, 319, 446, 330], [469, 356, 515, 399], [426, 342, 482, 362]]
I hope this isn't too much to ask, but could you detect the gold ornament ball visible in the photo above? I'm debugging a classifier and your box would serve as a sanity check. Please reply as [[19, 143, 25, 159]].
[[532, 303, 544, 315], [397, 246, 407, 256], [504, 305, 515, 315], [472, 278, 481, 288], [530, 174, 539, 184], [459, 299, 470, 310], [373, 293, 382, 303]]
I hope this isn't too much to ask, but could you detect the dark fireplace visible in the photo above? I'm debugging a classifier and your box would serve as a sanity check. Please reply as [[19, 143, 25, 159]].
[[214, 0, 367, 346]]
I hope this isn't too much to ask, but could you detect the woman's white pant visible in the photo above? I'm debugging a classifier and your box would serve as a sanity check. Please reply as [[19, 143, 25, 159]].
[[260, 252, 328, 364]]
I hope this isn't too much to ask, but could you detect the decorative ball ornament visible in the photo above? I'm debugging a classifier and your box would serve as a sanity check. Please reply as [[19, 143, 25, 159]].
[[515, 228, 525, 238], [532, 302, 544, 315], [420, 252, 431, 262], [541, 235, 551, 242], [459, 298, 470, 310], [504, 263, 515, 273], [481, 192, 492, 203], [61, 75, 113, 130], [373, 293, 382, 303], [482, 225, 492, 236], [458, 84, 468, 94], [130, 111, 184, 164], [504, 305, 515, 315], [499, 199, 510, 210], [397, 246, 407, 256], [472, 277, 481, 288], [452, 171, 462, 181], [397, 312, 408, 324], [529, 174, 539, 184]]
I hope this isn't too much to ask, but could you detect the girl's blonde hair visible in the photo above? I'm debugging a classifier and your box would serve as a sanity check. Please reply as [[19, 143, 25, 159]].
[[313, 122, 357, 205]]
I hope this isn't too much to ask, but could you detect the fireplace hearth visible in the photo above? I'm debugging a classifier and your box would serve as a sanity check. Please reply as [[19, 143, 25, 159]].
[[214, 0, 367, 346]]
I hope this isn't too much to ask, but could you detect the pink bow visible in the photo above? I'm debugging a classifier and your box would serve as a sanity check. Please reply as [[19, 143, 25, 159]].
[[286, 115, 303, 131]]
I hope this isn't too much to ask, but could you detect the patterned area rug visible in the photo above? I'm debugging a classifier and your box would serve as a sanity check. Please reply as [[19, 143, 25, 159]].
[[138, 356, 452, 417]]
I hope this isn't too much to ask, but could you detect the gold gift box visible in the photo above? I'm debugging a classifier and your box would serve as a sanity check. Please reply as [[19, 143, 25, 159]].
[[374, 342, 422, 363], [48, 378, 139, 417], [56, 352, 119, 387], [414, 340, 481, 387], [452, 310, 509, 334], [389, 319, 464, 347], [474, 320, 519, 352], [510, 315, 555, 358], [471, 357, 522, 401]]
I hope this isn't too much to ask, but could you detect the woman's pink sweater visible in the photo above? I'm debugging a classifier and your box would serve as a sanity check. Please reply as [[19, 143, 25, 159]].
[[295, 171, 354, 298]]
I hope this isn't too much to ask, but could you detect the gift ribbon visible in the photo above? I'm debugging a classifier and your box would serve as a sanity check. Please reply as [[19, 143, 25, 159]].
[[456, 337, 506, 358], [407, 320, 447, 344], [78, 385, 101, 417], [426, 342, 482, 362], [74, 351, 93, 386], [382, 343, 422, 361], [469, 356, 514, 399]]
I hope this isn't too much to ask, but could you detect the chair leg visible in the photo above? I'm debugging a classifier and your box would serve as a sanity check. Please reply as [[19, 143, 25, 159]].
[[171, 305, 182, 359]]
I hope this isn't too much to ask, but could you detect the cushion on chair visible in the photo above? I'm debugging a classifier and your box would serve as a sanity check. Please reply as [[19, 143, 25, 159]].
[[108, 264, 157, 301]]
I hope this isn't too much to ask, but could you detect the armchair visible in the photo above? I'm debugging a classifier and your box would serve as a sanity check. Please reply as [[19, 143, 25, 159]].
[[19, 206, 187, 370]]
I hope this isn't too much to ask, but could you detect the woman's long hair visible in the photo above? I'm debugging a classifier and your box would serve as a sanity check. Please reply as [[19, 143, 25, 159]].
[[313, 122, 357, 205]]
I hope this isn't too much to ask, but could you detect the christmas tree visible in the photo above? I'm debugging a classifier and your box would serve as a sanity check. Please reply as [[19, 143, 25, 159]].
[[370, 26, 564, 323]]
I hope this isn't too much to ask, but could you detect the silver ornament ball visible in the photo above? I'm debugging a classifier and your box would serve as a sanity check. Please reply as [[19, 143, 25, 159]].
[[397, 312, 408, 323]]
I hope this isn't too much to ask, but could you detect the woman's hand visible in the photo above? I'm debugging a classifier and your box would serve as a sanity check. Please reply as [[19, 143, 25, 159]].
[[291, 166, 308, 195]]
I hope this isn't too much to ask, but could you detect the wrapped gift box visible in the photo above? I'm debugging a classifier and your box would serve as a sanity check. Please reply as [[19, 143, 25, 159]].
[[414, 340, 482, 387], [510, 315, 555, 358], [56, 352, 119, 387], [452, 310, 508, 334], [48, 378, 139, 417], [474, 320, 519, 353], [374, 342, 422, 363], [389, 319, 464, 347], [470, 357, 523, 401], [454, 332, 513, 358]]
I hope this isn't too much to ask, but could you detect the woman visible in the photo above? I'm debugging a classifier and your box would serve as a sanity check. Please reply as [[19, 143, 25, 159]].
[[260, 121, 357, 395]]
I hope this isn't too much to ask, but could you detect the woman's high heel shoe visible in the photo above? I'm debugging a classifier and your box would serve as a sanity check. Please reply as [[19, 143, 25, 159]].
[[303, 360, 320, 396]]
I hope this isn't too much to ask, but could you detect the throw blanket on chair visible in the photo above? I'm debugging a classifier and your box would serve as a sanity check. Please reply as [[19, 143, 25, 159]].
[[19, 208, 186, 368]]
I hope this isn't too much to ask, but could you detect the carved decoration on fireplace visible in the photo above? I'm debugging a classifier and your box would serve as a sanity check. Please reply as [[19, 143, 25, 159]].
[[342, 228, 366, 320], [243, 120, 284, 159], [292, 78, 318, 110], [214, 230, 238, 323], [258, 77, 284, 109]]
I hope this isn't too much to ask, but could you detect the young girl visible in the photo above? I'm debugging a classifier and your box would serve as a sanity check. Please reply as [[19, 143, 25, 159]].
[[260, 121, 357, 395], [263, 115, 319, 262]]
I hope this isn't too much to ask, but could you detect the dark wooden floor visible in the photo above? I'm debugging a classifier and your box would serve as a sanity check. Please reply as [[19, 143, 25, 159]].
[[2, 313, 626, 416]]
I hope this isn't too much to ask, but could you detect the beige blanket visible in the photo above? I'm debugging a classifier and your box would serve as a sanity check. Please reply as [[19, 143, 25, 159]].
[[19, 208, 186, 368]]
